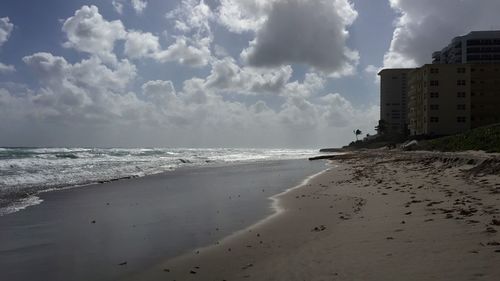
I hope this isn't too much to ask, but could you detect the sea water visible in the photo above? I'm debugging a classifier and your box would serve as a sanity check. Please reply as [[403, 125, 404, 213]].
[[0, 147, 317, 215]]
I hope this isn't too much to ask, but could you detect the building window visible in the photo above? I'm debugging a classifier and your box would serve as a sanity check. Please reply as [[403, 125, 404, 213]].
[[430, 92, 439, 98], [457, 104, 466, 110], [457, 92, 466, 98], [430, 68, 439, 74], [457, 68, 466, 73], [430, 104, 439, 110], [457, 116, 466, 123], [430, 80, 439, 86], [457, 80, 466, 86], [430, 117, 439, 123]]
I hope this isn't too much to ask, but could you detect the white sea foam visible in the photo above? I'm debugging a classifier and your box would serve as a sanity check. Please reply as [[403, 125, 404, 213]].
[[0, 147, 319, 215], [0, 195, 44, 216]]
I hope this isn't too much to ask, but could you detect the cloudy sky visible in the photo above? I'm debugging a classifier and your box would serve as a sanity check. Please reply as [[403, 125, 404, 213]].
[[1, 0, 499, 148]]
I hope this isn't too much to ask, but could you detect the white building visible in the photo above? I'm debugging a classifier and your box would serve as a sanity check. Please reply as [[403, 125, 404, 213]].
[[432, 30, 500, 64]]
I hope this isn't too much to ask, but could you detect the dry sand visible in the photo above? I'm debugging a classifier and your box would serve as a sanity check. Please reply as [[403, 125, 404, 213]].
[[129, 150, 500, 281]]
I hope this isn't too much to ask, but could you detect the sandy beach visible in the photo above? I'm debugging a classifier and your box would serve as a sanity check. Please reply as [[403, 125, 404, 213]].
[[131, 150, 500, 281]]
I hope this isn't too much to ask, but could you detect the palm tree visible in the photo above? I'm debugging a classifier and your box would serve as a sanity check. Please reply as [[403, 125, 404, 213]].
[[353, 129, 362, 141], [375, 120, 387, 135]]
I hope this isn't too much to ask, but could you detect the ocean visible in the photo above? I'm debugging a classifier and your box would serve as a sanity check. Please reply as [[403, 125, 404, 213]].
[[0, 147, 318, 215], [0, 155, 328, 281]]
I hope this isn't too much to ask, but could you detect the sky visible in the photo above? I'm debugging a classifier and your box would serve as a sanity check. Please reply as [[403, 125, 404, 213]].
[[1, 0, 500, 148]]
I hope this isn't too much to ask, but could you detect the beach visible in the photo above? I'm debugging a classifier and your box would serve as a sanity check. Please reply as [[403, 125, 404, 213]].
[[0, 159, 326, 281], [130, 150, 500, 281]]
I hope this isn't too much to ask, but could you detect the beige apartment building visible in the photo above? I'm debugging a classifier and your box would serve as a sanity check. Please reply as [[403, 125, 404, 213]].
[[378, 68, 412, 135], [408, 63, 500, 136]]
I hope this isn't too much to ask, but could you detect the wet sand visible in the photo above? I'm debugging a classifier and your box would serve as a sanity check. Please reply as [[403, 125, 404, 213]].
[[0, 160, 326, 281], [131, 150, 500, 281]]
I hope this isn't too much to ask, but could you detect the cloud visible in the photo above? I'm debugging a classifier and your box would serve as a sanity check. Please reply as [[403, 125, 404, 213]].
[[364, 65, 379, 74], [166, 0, 213, 34], [124, 33, 212, 67], [131, 0, 148, 14], [62, 5, 126, 63], [217, 0, 275, 33], [63, 5, 212, 67], [364, 64, 382, 84], [0, 17, 15, 73], [161, 0, 215, 67], [283, 72, 325, 98], [154, 36, 212, 67], [384, 0, 500, 68], [124, 30, 161, 59], [0, 3, 378, 147], [112, 0, 124, 14], [204, 57, 293, 94], [0, 17, 13, 47], [1, 48, 376, 147], [0, 62, 14, 73], [241, 0, 359, 76], [142, 80, 177, 106], [21, 52, 138, 123]]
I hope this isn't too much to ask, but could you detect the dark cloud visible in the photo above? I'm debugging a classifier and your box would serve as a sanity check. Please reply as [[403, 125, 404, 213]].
[[242, 0, 358, 75]]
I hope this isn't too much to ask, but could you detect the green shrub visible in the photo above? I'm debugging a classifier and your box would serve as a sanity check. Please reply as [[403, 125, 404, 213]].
[[416, 124, 500, 152]]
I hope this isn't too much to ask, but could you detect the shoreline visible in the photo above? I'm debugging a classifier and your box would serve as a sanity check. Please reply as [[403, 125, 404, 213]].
[[153, 165, 333, 262], [0, 159, 326, 281], [131, 150, 500, 281], [1, 157, 325, 217]]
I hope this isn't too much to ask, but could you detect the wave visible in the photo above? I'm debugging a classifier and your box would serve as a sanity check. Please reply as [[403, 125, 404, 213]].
[[0, 148, 318, 215]]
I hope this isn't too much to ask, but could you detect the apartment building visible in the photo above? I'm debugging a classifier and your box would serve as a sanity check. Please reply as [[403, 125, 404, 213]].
[[408, 63, 500, 136], [432, 31, 500, 64], [470, 64, 500, 128], [378, 68, 412, 135]]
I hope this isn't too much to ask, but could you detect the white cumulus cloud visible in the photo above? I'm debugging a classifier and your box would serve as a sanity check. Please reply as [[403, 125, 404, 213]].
[[63, 5, 212, 68], [154, 36, 212, 67], [62, 5, 127, 64], [21, 52, 137, 123], [0, 17, 13, 46], [167, 0, 213, 33], [124, 30, 161, 59], [384, 0, 500, 68], [131, 0, 148, 14], [217, 0, 275, 33], [0, 17, 15, 73]]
